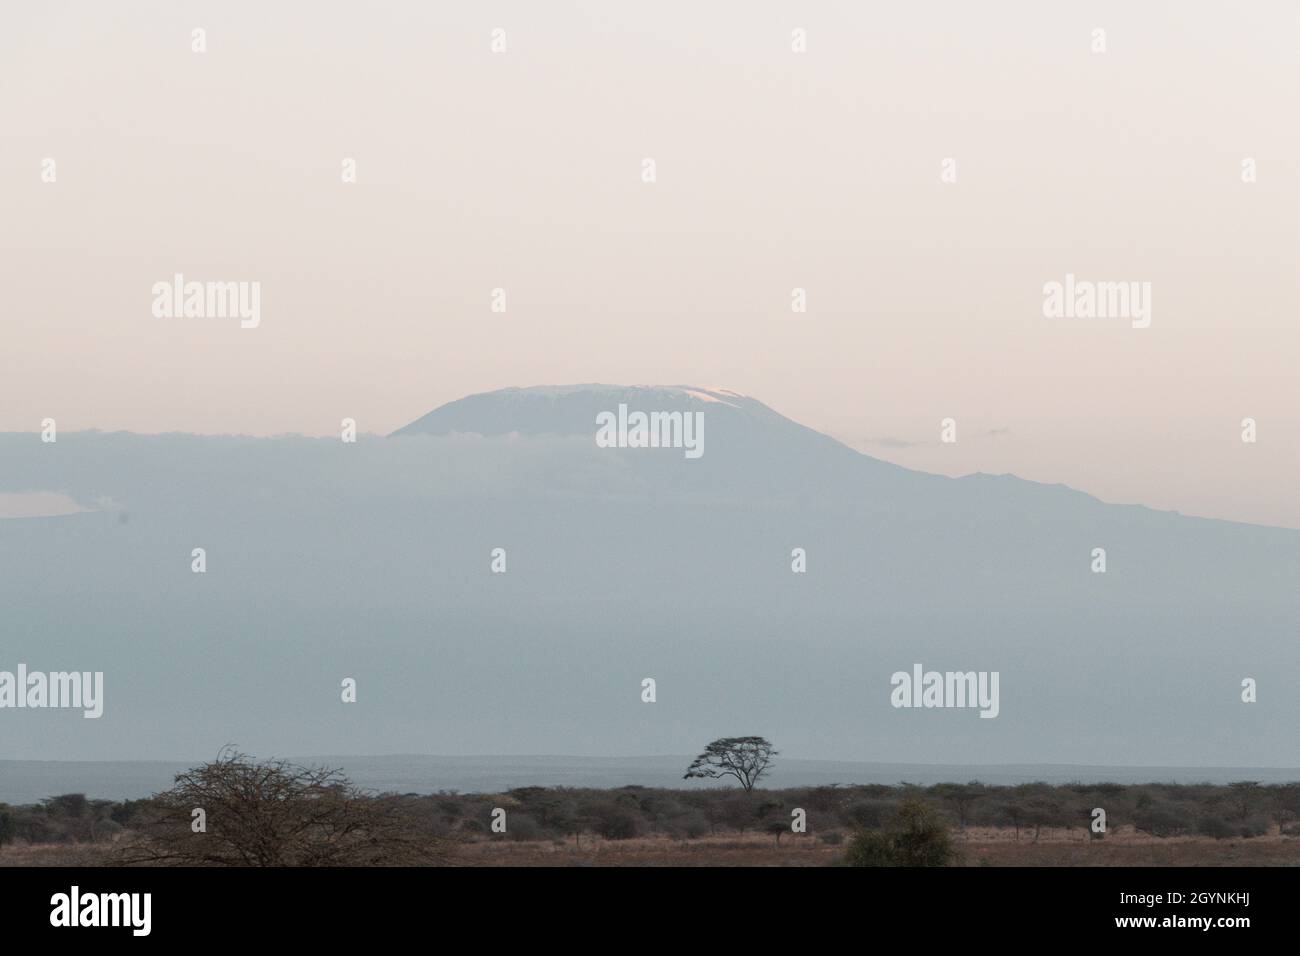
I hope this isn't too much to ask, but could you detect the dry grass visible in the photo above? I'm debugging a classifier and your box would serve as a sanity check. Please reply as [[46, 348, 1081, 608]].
[[954, 825, 1300, 867], [456, 832, 838, 867], [454, 825, 1300, 867], [0, 842, 117, 867], [4, 826, 1297, 867], [458, 825, 1300, 867]]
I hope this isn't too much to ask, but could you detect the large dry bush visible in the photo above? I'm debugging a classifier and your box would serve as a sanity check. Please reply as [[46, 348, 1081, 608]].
[[116, 749, 448, 866]]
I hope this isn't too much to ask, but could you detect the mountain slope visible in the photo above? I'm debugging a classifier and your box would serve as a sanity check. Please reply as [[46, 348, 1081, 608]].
[[1, 387, 1297, 770]]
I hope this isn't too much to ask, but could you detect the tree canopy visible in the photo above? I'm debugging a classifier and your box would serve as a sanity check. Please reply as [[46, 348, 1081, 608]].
[[683, 737, 777, 792]]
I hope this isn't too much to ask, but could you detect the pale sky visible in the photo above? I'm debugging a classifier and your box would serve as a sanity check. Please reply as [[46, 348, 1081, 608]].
[[2, 1, 1298, 527]]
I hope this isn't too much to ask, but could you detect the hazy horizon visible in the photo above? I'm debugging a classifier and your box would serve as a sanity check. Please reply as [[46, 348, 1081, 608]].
[[5, 752, 1298, 807]]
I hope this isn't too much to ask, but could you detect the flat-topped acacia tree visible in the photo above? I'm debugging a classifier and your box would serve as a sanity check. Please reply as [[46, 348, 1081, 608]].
[[683, 736, 777, 792]]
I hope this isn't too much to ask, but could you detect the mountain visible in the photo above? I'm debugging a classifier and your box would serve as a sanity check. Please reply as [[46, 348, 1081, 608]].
[[394, 384, 780, 438], [1, 385, 1297, 772], [392, 384, 908, 496]]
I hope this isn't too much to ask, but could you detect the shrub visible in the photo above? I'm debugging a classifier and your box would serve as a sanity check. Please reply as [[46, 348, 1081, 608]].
[[114, 749, 447, 866], [587, 802, 641, 840], [681, 813, 709, 839], [1134, 805, 1189, 838], [714, 794, 758, 833], [843, 799, 893, 829], [1238, 815, 1270, 838], [1197, 815, 1235, 840], [844, 829, 895, 866], [844, 798, 954, 867], [506, 814, 541, 841], [110, 799, 150, 827], [764, 819, 793, 843], [891, 799, 955, 866]]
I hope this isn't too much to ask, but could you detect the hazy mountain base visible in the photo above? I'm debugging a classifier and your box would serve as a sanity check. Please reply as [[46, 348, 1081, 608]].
[[5, 755, 1300, 806], [2, 386, 1298, 766]]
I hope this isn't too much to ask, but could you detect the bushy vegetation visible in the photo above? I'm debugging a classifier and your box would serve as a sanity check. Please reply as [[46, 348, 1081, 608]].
[[2, 776, 1298, 864], [845, 797, 955, 866], [0, 793, 125, 847]]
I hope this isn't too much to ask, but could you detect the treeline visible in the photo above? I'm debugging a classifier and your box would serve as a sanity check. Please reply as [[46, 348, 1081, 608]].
[[4, 779, 1299, 850], [0, 793, 145, 847]]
